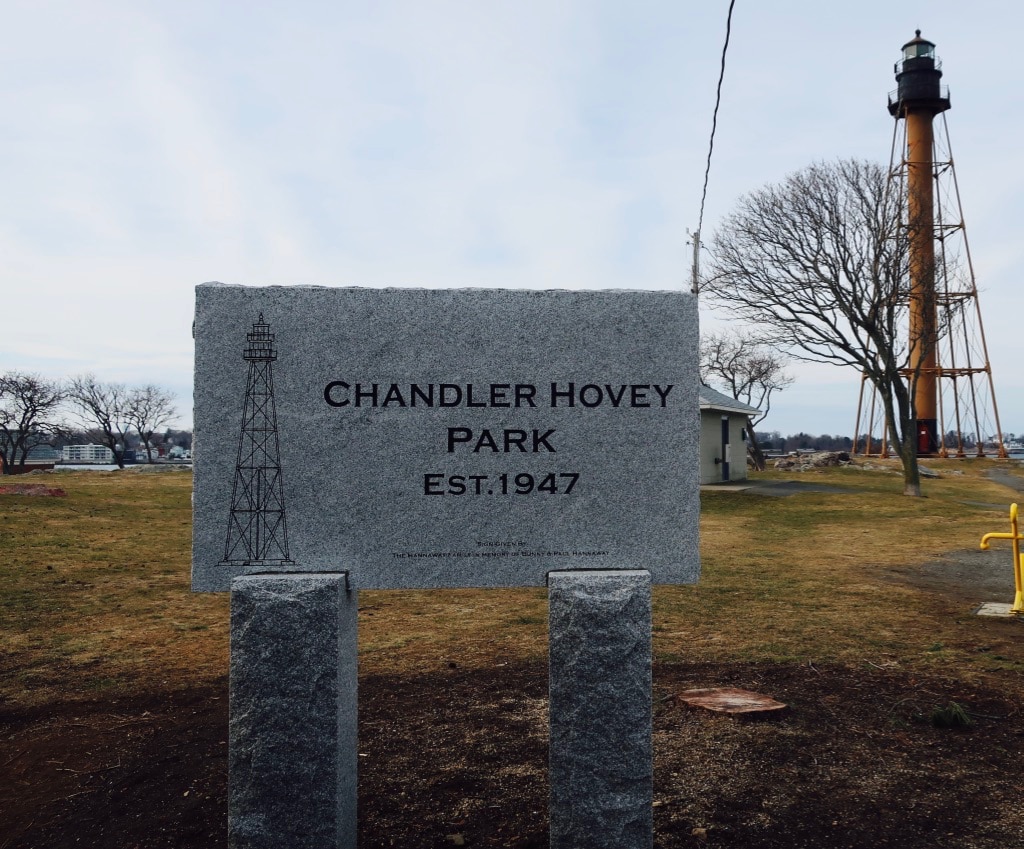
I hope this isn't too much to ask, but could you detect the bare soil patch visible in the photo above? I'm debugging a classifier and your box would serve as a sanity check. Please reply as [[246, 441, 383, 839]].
[[0, 484, 66, 497], [884, 546, 1023, 608], [3, 660, 1023, 849]]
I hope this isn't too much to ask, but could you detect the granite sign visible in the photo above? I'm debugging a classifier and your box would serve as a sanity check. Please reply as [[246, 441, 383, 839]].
[[192, 284, 699, 591]]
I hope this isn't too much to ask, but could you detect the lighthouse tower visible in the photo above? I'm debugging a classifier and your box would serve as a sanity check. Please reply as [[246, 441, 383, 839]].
[[890, 31, 950, 455], [855, 33, 1006, 458]]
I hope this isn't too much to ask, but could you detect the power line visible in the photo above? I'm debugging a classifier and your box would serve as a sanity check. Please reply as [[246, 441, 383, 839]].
[[692, 0, 737, 293], [697, 0, 736, 234]]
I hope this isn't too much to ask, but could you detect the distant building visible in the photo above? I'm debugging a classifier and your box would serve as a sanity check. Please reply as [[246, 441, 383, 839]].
[[0, 443, 61, 474], [699, 387, 761, 485], [28, 445, 61, 462], [62, 444, 115, 464]]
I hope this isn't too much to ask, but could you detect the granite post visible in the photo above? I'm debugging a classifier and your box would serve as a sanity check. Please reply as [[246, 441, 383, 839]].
[[548, 570, 653, 849], [229, 573, 358, 849]]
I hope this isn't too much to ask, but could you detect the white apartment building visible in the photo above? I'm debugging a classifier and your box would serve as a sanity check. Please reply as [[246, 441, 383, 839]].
[[62, 444, 115, 463]]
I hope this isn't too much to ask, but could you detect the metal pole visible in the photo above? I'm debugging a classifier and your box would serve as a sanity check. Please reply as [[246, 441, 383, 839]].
[[690, 230, 701, 295]]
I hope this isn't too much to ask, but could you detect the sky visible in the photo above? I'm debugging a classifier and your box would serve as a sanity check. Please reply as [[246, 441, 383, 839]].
[[3, 0, 1022, 438]]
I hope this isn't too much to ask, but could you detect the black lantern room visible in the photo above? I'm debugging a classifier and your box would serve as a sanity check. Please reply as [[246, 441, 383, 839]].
[[888, 30, 951, 116]]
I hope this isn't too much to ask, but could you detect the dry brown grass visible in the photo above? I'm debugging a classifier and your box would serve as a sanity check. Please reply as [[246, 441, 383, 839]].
[[0, 470, 227, 708], [670, 459, 1024, 679], [2, 460, 1023, 711]]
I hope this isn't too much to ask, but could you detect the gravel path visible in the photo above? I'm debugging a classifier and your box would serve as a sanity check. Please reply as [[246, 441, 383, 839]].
[[881, 469, 1024, 607], [987, 468, 1024, 494]]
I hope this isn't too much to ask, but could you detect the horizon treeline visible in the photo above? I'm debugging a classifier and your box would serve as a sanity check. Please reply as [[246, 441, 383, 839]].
[[0, 370, 188, 473]]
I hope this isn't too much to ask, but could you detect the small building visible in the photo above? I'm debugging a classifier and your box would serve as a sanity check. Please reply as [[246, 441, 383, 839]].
[[0, 430, 64, 473], [1, 444, 62, 474], [699, 386, 761, 484], [62, 444, 115, 464]]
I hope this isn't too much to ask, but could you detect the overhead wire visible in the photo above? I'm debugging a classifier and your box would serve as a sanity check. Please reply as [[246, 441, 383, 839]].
[[697, 0, 736, 234], [692, 0, 737, 293]]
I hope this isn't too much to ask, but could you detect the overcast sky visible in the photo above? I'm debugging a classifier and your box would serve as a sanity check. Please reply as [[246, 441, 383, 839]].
[[3, 1, 1022, 438]]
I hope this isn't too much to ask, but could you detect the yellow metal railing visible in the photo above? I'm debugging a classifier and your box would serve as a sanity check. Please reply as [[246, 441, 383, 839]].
[[980, 503, 1024, 614]]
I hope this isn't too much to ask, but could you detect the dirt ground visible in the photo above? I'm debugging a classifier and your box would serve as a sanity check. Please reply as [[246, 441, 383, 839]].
[[4, 470, 1024, 848], [3, 656, 1024, 849], [6, 544, 1024, 849]]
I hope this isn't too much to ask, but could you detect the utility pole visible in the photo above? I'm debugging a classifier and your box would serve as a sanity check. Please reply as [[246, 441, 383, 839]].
[[689, 230, 701, 295]]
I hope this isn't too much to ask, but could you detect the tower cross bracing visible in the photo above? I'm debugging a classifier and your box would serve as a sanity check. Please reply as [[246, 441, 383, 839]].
[[854, 33, 1006, 458], [220, 314, 293, 566]]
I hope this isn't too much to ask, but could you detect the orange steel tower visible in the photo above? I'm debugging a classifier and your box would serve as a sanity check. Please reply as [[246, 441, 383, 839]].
[[854, 32, 1006, 458], [894, 31, 947, 455]]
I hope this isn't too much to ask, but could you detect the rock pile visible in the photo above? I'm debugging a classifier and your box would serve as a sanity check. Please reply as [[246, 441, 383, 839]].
[[773, 451, 852, 471]]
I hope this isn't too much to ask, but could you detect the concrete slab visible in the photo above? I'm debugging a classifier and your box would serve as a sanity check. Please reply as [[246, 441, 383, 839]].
[[699, 483, 755, 493], [974, 602, 1024, 618]]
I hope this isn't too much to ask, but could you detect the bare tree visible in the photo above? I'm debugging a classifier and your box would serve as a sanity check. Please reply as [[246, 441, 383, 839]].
[[67, 375, 133, 469], [700, 330, 792, 470], [0, 372, 66, 474], [125, 385, 176, 463], [702, 158, 927, 496]]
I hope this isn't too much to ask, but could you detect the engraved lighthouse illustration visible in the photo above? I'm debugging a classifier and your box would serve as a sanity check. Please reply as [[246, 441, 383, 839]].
[[219, 313, 293, 568]]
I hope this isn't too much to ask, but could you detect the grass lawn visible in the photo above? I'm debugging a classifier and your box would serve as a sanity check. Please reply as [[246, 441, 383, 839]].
[[4, 461, 1022, 707], [3, 460, 1024, 848]]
